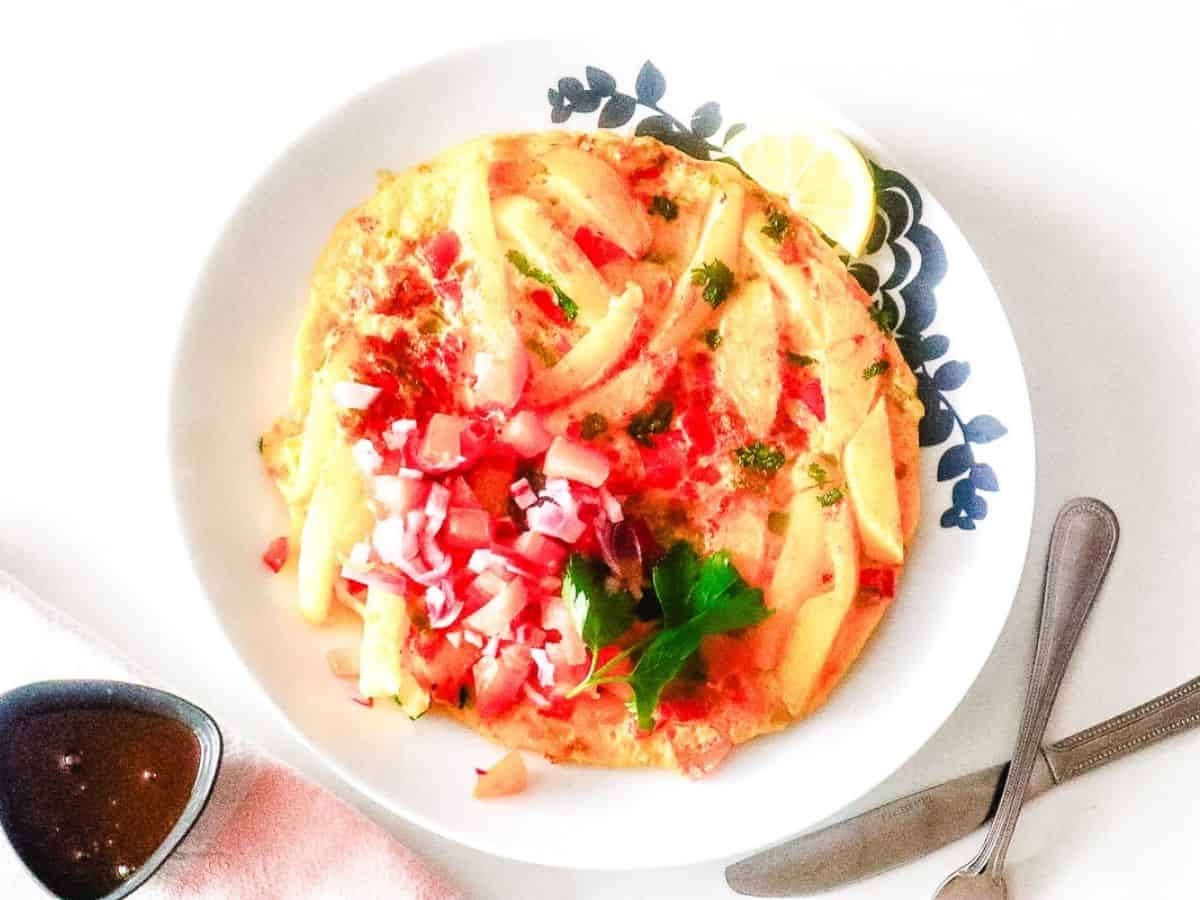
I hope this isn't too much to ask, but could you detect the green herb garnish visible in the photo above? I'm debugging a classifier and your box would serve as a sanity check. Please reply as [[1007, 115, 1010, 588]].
[[761, 206, 792, 243], [868, 301, 898, 335], [733, 441, 786, 473], [807, 462, 828, 485], [506, 250, 578, 321], [567, 543, 771, 730], [786, 351, 817, 367], [862, 359, 890, 380], [648, 195, 679, 221], [703, 328, 722, 350], [690, 258, 735, 308], [561, 555, 636, 693], [816, 487, 844, 507], [627, 399, 674, 447], [580, 412, 608, 440]]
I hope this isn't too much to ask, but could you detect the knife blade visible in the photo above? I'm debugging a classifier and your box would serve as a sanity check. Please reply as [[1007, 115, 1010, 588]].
[[725, 675, 1200, 897]]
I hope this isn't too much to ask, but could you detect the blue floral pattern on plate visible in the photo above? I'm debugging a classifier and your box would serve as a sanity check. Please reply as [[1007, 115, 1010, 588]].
[[547, 61, 1007, 529]]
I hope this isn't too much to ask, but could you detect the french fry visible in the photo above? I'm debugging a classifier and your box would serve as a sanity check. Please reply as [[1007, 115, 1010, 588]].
[[715, 278, 781, 438], [528, 282, 643, 405], [494, 194, 611, 324], [296, 443, 371, 624], [648, 180, 744, 355], [742, 213, 823, 350], [844, 400, 905, 565], [538, 147, 651, 257], [776, 501, 859, 716]]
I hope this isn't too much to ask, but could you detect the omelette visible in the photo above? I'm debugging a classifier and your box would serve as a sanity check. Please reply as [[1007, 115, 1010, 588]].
[[260, 131, 922, 778]]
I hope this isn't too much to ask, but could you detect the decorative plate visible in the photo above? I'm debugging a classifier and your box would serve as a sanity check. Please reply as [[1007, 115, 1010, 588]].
[[168, 39, 1035, 869]]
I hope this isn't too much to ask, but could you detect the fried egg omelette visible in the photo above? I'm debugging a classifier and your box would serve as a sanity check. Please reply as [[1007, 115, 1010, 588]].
[[260, 131, 922, 777]]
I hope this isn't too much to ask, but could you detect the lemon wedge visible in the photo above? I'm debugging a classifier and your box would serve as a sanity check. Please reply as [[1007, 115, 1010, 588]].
[[731, 128, 876, 256]]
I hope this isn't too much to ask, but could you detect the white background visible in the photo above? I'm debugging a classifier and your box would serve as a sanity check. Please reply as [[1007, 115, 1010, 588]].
[[2, 2, 1197, 897]]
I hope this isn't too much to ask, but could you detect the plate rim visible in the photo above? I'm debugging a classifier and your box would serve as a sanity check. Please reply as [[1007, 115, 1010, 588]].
[[166, 36, 1037, 869]]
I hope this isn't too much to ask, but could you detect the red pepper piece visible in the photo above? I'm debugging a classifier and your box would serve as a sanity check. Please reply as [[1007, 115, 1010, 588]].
[[573, 226, 628, 267], [261, 536, 288, 573]]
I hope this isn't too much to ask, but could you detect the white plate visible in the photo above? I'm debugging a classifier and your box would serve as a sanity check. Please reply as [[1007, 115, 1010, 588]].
[[168, 39, 1035, 869]]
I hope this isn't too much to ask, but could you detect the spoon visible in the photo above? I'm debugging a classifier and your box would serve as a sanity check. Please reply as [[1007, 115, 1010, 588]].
[[933, 497, 1119, 900]]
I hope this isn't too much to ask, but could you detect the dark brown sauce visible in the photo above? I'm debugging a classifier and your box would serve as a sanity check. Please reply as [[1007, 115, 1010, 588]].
[[0, 707, 200, 899]]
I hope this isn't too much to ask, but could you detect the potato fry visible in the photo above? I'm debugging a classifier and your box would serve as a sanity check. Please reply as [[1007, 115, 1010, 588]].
[[529, 282, 643, 405], [715, 278, 781, 438], [494, 194, 611, 324]]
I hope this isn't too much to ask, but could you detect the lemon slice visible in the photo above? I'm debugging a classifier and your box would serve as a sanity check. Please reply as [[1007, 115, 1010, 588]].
[[731, 128, 876, 256]]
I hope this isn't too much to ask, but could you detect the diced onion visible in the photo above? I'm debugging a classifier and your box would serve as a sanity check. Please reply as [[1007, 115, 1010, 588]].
[[384, 419, 418, 452], [352, 439, 383, 475], [373, 476, 429, 515], [332, 381, 381, 410], [463, 630, 484, 648], [445, 631, 463, 648], [483, 635, 501, 658], [527, 500, 587, 544], [522, 683, 551, 708], [509, 478, 538, 510], [349, 541, 372, 567], [599, 488, 624, 523], [426, 582, 464, 629], [424, 482, 451, 536], [543, 436, 611, 487], [530, 647, 555, 688], [372, 517, 412, 566]]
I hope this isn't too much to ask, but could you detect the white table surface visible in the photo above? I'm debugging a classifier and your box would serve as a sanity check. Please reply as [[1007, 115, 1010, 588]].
[[3, 2, 1198, 897]]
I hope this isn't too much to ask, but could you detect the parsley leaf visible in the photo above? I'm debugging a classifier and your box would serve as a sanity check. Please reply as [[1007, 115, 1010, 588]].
[[703, 328, 722, 350], [862, 359, 890, 380], [807, 462, 828, 485], [627, 544, 770, 729], [648, 195, 679, 221], [786, 351, 816, 367], [733, 441, 786, 472], [627, 399, 674, 447], [761, 207, 792, 243], [580, 412, 608, 440], [506, 250, 579, 321], [816, 487, 844, 507], [690, 259, 735, 308], [562, 554, 635, 651], [651, 541, 700, 629]]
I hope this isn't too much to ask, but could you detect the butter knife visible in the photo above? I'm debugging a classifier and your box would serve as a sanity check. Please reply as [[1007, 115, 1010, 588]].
[[726, 675, 1200, 897]]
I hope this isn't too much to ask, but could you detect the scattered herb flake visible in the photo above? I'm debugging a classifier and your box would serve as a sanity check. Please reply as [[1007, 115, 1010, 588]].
[[506, 250, 578, 321], [761, 206, 792, 243], [816, 487, 844, 507], [733, 441, 786, 473], [786, 351, 817, 367], [807, 462, 828, 485], [580, 412, 608, 440], [627, 399, 674, 447], [863, 359, 891, 380], [256, 436, 264, 454], [648, 195, 679, 221], [690, 258, 735, 308], [703, 328, 722, 350]]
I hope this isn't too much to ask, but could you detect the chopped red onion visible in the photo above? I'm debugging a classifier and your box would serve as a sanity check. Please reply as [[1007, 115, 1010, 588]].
[[522, 683, 551, 708], [530, 647, 555, 688], [332, 381, 381, 410], [509, 478, 538, 510], [352, 439, 383, 475]]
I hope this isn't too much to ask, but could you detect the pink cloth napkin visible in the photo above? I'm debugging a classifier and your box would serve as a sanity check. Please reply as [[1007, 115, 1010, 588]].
[[0, 570, 462, 900]]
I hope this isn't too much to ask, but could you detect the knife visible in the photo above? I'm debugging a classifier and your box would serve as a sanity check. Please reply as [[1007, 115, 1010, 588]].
[[726, 675, 1200, 897]]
